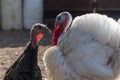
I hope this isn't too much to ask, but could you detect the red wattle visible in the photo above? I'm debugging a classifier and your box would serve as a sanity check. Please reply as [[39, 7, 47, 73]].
[[52, 26, 64, 46], [36, 33, 44, 44]]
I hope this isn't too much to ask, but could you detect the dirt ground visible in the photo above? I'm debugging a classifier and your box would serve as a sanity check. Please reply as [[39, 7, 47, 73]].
[[0, 30, 52, 80]]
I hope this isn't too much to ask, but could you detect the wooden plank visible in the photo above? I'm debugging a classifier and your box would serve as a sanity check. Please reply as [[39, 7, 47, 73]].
[[44, 0, 120, 12], [97, 0, 120, 11], [44, 0, 92, 11], [1, 0, 22, 30], [0, 0, 1, 29]]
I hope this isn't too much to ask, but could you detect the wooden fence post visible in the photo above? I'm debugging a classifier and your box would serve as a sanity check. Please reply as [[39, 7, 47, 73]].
[[1, 0, 22, 30], [23, 0, 43, 29], [0, 0, 1, 30]]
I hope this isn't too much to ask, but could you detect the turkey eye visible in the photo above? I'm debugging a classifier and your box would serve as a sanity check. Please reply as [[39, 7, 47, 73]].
[[58, 16, 61, 20], [57, 16, 63, 24], [39, 26, 42, 29]]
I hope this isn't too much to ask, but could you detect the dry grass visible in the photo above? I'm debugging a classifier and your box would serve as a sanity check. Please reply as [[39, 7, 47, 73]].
[[0, 30, 52, 80]]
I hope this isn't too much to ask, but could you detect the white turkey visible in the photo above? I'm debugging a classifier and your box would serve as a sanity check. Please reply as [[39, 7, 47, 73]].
[[118, 18, 120, 24], [43, 12, 120, 80]]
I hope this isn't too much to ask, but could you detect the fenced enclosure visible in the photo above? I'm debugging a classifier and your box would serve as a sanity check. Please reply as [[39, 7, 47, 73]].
[[0, 0, 120, 30], [0, 0, 43, 30]]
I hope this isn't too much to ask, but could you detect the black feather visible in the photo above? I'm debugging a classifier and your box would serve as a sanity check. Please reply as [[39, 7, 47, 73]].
[[3, 41, 42, 80]]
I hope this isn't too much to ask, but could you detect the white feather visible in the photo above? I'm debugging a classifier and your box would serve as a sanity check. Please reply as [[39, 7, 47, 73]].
[[43, 13, 120, 80], [118, 18, 120, 24]]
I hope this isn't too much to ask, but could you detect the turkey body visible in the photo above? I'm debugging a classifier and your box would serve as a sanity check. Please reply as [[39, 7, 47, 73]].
[[3, 42, 42, 80], [3, 23, 51, 80], [43, 13, 120, 80]]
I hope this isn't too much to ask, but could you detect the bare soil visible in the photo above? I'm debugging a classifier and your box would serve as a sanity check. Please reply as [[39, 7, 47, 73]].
[[0, 30, 52, 80]]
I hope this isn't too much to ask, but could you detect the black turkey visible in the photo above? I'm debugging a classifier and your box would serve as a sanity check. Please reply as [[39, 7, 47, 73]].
[[3, 23, 51, 80]]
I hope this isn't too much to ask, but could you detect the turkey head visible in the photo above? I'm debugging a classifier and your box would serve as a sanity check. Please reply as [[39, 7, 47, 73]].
[[52, 12, 72, 46], [30, 23, 51, 48]]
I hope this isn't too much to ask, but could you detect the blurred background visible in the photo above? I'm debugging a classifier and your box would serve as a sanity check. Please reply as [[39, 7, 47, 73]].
[[0, 0, 120, 30], [0, 0, 120, 79], [44, 0, 120, 29]]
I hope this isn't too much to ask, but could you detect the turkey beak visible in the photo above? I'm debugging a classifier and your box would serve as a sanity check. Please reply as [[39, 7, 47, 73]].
[[56, 25, 60, 30], [44, 25, 52, 34], [55, 23, 60, 31]]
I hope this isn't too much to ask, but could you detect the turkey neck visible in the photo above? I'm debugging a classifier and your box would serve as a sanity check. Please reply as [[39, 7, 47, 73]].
[[52, 26, 64, 46], [30, 32, 38, 48], [17, 41, 38, 72]]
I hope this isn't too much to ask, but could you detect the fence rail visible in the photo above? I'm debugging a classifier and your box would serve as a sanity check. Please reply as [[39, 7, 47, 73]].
[[44, 0, 120, 12]]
